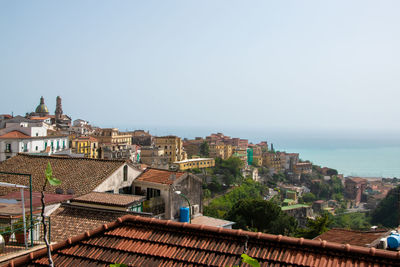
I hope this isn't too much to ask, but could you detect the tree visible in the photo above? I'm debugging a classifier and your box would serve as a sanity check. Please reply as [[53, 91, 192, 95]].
[[226, 199, 298, 235], [213, 157, 244, 186], [326, 168, 338, 176], [199, 141, 209, 157], [370, 186, 400, 227], [331, 212, 371, 230], [302, 192, 316, 203], [297, 214, 331, 239], [204, 179, 267, 219]]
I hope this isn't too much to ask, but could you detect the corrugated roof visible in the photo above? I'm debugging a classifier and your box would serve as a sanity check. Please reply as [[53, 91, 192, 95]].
[[135, 168, 185, 185], [7, 215, 400, 266], [0, 154, 128, 196]]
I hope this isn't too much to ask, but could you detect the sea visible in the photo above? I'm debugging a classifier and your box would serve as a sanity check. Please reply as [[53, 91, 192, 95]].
[[122, 125, 400, 178]]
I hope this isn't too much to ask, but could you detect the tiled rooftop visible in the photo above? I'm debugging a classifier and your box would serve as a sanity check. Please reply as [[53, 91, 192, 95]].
[[191, 215, 235, 228], [49, 204, 151, 243], [135, 168, 185, 185], [0, 131, 30, 139], [347, 177, 368, 183], [0, 154, 127, 196], [7, 215, 400, 266], [71, 192, 145, 207], [314, 228, 391, 247]]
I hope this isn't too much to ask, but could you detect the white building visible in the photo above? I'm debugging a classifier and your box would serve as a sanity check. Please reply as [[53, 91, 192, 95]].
[[0, 131, 69, 161]]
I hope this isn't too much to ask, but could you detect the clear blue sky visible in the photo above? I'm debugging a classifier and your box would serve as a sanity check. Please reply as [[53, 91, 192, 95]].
[[1, 1, 400, 142]]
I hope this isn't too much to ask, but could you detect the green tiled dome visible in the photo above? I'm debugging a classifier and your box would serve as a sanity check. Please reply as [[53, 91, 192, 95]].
[[35, 96, 49, 114]]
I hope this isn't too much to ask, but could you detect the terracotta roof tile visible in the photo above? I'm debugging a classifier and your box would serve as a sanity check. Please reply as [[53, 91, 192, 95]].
[[135, 168, 185, 185], [314, 228, 391, 247], [71, 192, 145, 207], [0, 154, 128, 196], [0, 130, 30, 139], [7, 215, 400, 267], [49, 204, 151, 243]]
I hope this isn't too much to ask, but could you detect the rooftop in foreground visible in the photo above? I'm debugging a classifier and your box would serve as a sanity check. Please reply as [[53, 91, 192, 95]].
[[6, 215, 400, 266]]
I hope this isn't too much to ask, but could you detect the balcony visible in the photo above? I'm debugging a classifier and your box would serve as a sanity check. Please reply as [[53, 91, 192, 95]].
[[0, 217, 51, 260]]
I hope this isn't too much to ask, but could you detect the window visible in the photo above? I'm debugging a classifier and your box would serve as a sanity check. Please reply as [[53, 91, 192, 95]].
[[128, 203, 143, 212], [5, 144, 11, 152], [36, 133, 38, 136], [146, 188, 160, 200], [35, 146, 38, 151], [123, 165, 128, 181], [119, 186, 132, 194]]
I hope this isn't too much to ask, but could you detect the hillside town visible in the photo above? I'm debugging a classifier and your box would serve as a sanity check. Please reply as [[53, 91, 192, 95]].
[[0, 96, 399, 266]]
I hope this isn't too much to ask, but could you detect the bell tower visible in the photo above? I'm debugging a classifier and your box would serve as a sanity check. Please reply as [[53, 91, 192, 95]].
[[55, 96, 63, 121]]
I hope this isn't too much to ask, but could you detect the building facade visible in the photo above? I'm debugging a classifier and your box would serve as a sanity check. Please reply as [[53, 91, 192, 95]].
[[172, 158, 215, 171], [154, 136, 187, 164], [71, 136, 99, 158]]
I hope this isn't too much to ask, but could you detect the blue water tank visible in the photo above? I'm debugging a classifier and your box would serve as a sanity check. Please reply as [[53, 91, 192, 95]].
[[387, 234, 400, 249], [179, 207, 190, 223]]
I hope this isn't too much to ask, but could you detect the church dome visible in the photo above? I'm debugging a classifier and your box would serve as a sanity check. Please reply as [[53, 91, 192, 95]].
[[35, 96, 49, 114]]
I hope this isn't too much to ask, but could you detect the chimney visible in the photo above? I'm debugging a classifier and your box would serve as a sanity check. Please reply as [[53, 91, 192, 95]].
[[170, 174, 176, 181]]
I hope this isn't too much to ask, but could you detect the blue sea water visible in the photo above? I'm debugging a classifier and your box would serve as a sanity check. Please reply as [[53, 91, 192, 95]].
[[122, 125, 400, 178], [282, 146, 400, 178]]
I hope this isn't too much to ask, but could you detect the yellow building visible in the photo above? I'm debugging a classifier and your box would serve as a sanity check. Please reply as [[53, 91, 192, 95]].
[[173, 158, 215, 171], [262, 152, 282, 173], [223, 144, 233, 159], [154, 136, 187, 163], [71, 136, 99, 158], [93, 128, 132, 145], [209, 144, 225, 159], [209, 143, 232, 160]]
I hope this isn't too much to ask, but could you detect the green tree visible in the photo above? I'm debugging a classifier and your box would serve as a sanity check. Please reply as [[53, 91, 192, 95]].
[[226, 199, 298, 235], [204, 179, 267, 219], [214, 157, 244, 186], [326, 168, 338, 176], [199, 141, 209, 157], [297, 214, 331, 239], [331, 212, 371, 230], [370, 186, 400, 227], [302, 192, 316, 203]]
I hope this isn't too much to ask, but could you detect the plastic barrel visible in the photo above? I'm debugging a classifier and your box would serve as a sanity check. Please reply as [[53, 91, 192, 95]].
[[179, 207, 190, 223], [387, 234, 400, 249]]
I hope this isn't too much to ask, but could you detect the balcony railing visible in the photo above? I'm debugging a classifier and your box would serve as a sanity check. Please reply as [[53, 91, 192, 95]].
[[0, 217, 51, 258], [4, 149, 12, 153]]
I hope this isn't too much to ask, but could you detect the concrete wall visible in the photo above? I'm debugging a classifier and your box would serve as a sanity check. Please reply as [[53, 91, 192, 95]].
[[94, 164, 142, 193], [132, 173, 203, 221], [169, 174, 203, 220]]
